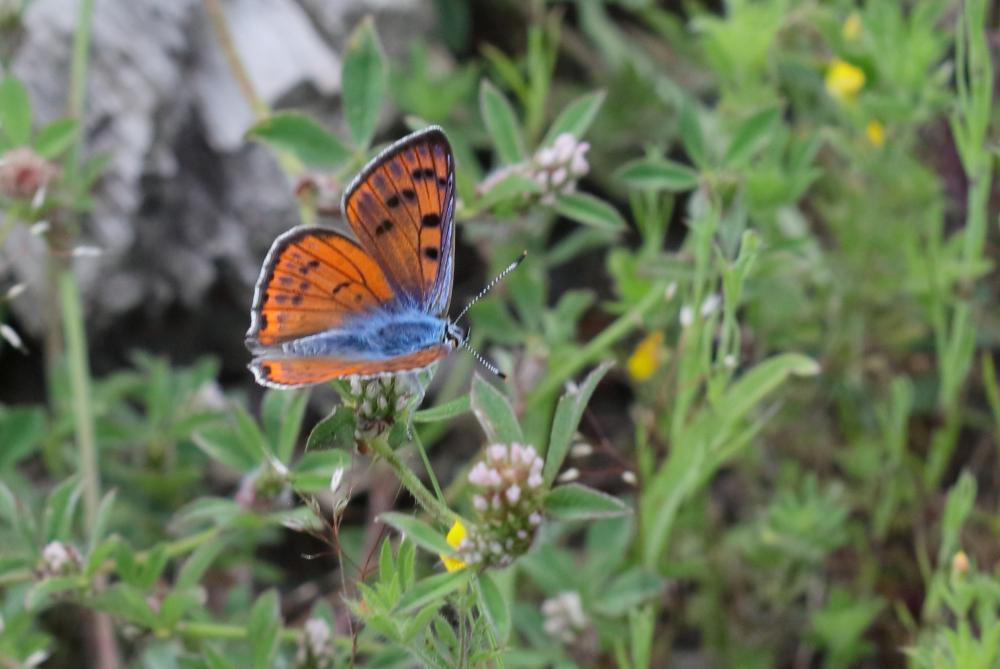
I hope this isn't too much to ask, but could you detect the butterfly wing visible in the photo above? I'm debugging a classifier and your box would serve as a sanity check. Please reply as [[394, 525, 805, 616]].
[[246, 226, 396, 349], [342, 126, 456, 316], [250, 345, 451, 388]]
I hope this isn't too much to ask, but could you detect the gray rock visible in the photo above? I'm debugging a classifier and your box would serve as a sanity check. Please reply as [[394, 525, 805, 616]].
[[2, 0, 432, 342]]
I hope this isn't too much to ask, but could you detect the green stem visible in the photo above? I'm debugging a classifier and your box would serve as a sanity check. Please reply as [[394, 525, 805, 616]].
[[527, 281, 666, 404], [368, 435, 456, 527], [68, 0, 95, 174], [59, 272, 100, 531], [178, 621, 300, 644], [411, 432, 445, 504]]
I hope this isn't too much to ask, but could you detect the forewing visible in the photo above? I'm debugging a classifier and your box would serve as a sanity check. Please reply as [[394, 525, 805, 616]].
[[249, 345, 451, 388], [246, 227, 395, 349], [342, 126, 456, 314]]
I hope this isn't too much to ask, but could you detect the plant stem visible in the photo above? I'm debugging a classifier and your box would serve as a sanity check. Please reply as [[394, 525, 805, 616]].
[[178, 621, 300, 643], [368, 435, 457, 527], [201, 0, 312, 224], [59, 272, 100, 530], [202, 0, 267, 120], [527, 281, 666, 403]]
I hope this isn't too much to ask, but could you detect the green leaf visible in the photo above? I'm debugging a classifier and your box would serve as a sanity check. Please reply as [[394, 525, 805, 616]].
[[396, 569, 472, 613], [342, 17, 386, 149], [617, 158, 699, 192], [290, 448, 351, 493], [192, 421, 259, 473], [592, 568, 664, 616], [33, 118, 79, 158], [476, 572, 511, 642], [543, 89, 605, 145], [92, 583, 159, 628], [306, 406, 356, 451], [543, 361, 613, 487], [0, 405, 45, 470], [544, 483, 631, 521], [176, 537, 229, 589], [939, 471, 976, 566], [262, 389, 309, 464], [25, 576, 82, 610], [89, 489, 116, 552], [475, 171, 541, 211], [413, 395, 470, 424], [724, 108, 780, 166], [714, 353, 819, 422], [42, 477, 82, 542], [379, 512, 452, 556], [679, 101, 707, 167], [480, 79, 525, 164], [246, 112, 350, 168], [552, 192, 626, 231], [0, 77, 31, 146], [470, 374, 523, 443], [248, 590, 281, 669]]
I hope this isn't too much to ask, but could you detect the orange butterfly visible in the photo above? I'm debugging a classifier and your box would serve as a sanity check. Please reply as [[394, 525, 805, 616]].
[[245, 126, 518, 388]]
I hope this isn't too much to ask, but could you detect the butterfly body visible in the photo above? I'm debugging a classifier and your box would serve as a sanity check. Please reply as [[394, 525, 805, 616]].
[[246, 126, 461, 388], [279, 308, 461, 360]]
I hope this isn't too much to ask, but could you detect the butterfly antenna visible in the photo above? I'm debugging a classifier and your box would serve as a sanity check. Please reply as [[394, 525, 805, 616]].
[[454, 250, 527, 325], [462, 330, 507, 380]]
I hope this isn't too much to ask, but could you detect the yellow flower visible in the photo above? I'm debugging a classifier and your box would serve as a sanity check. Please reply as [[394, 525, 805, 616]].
[[627, 332, 664, 382], [825, 58, 865, 103], [866, 120, 885, 148], [440, 519, 467, 572], [951, 550, 969, 577], [842, 12, 862, 41]]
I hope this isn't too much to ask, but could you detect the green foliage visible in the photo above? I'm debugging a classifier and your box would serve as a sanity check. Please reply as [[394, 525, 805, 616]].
[[1, 1, 997, 667]]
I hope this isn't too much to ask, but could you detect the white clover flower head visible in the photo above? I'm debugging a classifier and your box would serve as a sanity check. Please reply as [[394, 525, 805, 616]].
[[527, 133, 590, 204], [348, 375, 421, 443], [542, 591, 589, 644], [40, 541, 80, 577], [296, 617, 335, 668], [700, 293, 721, 317], [679, 305, 694, 328], [464, 442, 547, 568]]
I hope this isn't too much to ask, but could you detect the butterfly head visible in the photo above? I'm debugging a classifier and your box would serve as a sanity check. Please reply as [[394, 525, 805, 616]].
[[443, 321, 465, 350]]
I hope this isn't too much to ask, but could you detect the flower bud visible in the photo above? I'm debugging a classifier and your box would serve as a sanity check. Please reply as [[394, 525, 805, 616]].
[[0, 147, 59, 200]]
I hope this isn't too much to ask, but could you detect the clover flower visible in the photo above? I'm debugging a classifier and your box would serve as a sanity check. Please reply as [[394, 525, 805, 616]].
[[530, 133, 590, 205], [235, 461, 292, 511], [825, 58, 865, 104], [346, 375, 419, 443], [445, 443, 545, 569], [0, 147, 59, 200], [39, 541, 81, 577], [295, 617, 335, 669], [627, 331, 664, 382], [542, 591, 589, 644]]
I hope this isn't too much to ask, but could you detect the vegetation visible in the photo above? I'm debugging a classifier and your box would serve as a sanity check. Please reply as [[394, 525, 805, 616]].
[[0, 1, 997, 667]]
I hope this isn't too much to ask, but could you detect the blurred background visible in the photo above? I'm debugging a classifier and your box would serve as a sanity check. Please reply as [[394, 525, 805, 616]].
[[1, 0, 998, 667]]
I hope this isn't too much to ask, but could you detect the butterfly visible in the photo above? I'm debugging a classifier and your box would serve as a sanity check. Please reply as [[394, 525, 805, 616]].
[[246, 126, 484, 388]]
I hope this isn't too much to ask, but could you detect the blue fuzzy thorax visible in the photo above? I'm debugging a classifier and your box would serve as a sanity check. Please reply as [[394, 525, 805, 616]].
[[281, 308, 450, 359]]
